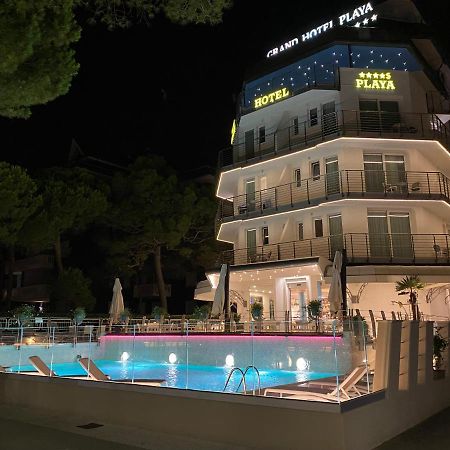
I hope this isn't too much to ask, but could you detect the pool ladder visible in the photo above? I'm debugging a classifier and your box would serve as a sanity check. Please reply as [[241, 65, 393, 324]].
[[223, 365, 261, 395]]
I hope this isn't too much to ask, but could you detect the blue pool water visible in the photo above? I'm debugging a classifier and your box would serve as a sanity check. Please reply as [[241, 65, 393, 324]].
[[9, 360, 337, 393]]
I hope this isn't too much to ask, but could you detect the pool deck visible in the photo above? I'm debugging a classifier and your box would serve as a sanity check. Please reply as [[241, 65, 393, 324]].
[[1, 402, 449, 450]]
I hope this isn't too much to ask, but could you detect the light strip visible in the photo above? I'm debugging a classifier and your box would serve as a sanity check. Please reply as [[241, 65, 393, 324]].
[[216, 199, 450, 241]]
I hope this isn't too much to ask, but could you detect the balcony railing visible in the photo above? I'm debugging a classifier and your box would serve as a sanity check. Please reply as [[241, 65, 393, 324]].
[[219, 233, 450, 266], [218, 170, 450, 222], [219, 110, 449, 168]]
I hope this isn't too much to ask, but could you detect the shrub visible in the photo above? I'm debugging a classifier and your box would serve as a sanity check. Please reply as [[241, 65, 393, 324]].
[[12, 304, 35, 327], [151, 305, 167, 321], [51, 268, 95, 313], [72, 306, 86, 325], [192, 304, 211, 320], [251, 302, 263, 320]]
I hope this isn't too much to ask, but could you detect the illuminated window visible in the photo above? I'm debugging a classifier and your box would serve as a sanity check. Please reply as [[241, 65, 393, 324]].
[[311, 161, 320, 180], [294, 168, 301, 187], [261, 226, 269, 245], [309, 108, 318, 127]]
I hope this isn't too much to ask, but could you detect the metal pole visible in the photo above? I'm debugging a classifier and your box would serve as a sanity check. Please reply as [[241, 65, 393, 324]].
[[224, 263, 230, 332], [341, 249, 347, 317]]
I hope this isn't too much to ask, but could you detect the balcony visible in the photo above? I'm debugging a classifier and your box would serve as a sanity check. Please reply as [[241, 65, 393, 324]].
[[218, 170, 450, 222], [219, 233, 450, 267], [219, 110, 450, 169]]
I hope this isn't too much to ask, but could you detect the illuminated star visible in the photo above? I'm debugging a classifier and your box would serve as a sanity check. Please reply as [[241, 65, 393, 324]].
[[354, 22, 361, 27], [372, 73, 379, 79], [379, 73, 386, 79], [365, 72, 372, 79], [363, 18, 369, 25], [359, 72, 366, 78], [371, 14, 378, 21]]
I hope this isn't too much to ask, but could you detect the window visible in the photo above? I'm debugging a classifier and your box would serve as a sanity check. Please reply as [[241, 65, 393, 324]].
[[309, 108, 318, 127], [314, 218, 323, 237], [298, 223, 304, 240], [259, 126, 266, 144], [261, 226, 269, 245], [293, 117, 299, 135], [294, 168, 301, 187], [311, 161, 320, 181]]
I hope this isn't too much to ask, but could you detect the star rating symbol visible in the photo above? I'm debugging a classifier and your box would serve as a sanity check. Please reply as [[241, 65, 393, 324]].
[[365, 72, 372, 79], [359, 72, 366, 78], [354, 22, 360, 28], [371, 14, 377, 21], [372, 73, 379, 79], [379, 73, 386, 79], [363, 18, 369, 25]]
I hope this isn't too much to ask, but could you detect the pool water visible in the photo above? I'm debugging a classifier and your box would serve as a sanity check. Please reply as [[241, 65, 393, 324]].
[[9, 360, 337, 393]]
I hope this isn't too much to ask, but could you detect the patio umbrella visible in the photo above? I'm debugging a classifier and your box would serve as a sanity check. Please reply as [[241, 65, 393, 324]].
[[211, 264, 228, 317], [109, 277, 125, 323], [328, 251, 343, 317]]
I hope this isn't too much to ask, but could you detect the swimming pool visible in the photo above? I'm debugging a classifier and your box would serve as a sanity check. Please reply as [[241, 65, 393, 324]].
[[4, 334, 352, 393]]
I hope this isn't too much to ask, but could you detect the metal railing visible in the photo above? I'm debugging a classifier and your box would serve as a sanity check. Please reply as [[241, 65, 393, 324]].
[[218, 170, 450, 222], [219, 233, 450, 266], [219, 110, 449, 168]]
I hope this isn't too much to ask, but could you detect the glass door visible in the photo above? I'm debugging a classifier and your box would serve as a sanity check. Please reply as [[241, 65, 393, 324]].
[[329, 214, 344, 257], [322, 101, 337, 136], [385, 155, 406, 192], [389, 213, 412, 258], [364, 154, 384, 192], [245, 179, 256, 212], [368, 212, 390, 258], [379, 101, 400, 131], [245, 129, 255, 160], [325, 156, 340, 195], [246, 229, 257, 263], [359, 99, 379, 131]]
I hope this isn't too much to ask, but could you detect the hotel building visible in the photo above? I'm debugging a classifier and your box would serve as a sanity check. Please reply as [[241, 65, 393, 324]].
[[196, 0, 450, 323]]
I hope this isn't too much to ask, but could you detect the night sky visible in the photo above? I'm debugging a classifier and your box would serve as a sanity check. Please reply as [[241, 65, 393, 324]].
[[0, 0, 448, 174]]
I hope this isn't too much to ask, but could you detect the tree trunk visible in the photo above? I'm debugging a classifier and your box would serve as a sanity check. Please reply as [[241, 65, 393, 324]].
[[153, 245, 168, 312], [410, 292, 417, 320], [54, 233, 63, 275], [6, 245, 15, 310]]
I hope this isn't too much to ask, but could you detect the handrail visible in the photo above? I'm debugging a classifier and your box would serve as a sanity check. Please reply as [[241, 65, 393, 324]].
[[237, 365, 261, 395], [218, 170, 450, 221], [223, 367, 247, 394], [219, 110, 449, 169], [220, 233, 450, 266]]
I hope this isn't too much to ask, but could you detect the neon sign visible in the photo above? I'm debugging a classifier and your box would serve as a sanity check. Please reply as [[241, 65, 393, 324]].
[[230, 119, 237, 144], [355, 71, 396, 90], [254, 88, 290, 109], [266, 2, 377, 58]]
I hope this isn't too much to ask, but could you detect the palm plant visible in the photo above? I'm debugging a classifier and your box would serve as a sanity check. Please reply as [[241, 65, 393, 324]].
[[395, 275, 425, 320]]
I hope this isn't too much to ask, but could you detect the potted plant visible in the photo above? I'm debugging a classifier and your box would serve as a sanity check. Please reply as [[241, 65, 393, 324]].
[[73, 306, 86, 326], [151, 305, 166, 322], [307, 299, 322, 332], [395, 275, 425, 320], [13, 304, 35, 327], [433, 327, 448, 378], [250, 302, 263, 321]]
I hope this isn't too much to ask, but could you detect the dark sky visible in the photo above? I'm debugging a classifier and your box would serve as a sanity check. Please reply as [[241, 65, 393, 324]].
[[0, 0, 448, 173]]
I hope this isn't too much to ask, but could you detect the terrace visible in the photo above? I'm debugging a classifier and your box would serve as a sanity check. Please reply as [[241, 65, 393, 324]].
[[218, 170, 450, 223], [219, 110, 450, 169]]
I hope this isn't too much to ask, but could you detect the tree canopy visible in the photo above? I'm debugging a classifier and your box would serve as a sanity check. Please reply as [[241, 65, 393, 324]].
[[0, 1, 80, 118]]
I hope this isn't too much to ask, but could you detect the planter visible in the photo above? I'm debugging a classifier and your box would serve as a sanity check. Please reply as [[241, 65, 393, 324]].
[[433, 369, 446, 380]]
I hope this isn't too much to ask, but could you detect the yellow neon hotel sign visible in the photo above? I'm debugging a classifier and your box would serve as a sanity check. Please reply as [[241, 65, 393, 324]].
[[355, 71, 396, 90], [254, 87, 290, 109]]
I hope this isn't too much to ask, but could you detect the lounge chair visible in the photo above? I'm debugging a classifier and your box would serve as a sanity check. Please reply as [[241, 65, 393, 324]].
[[78, 357, 165, 386], [264, 365, 368, 401], [29, 355, 57, 377]]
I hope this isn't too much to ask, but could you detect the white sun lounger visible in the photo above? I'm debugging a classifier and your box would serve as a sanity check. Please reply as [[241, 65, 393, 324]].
[[78, 357, 165, 386], [264, 365, 368, 401]]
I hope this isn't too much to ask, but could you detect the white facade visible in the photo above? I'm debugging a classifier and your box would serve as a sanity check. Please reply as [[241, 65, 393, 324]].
[[199, 18, 450, 324]]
